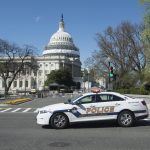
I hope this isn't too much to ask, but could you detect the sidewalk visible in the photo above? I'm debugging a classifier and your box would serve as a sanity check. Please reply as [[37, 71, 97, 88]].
[[0, 104, 8, 106]]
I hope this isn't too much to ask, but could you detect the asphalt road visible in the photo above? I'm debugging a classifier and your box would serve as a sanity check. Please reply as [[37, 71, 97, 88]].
[[0, 113, 150, 150], [1, 95, 150, 150]]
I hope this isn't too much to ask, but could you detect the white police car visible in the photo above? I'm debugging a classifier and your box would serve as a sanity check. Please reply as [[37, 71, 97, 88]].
[[36, 91, 149, 129]]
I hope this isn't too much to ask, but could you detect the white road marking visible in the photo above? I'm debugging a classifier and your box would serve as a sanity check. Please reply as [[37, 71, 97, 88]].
[[11, 108, 22, 112], [0, 108, 12, 112], [0, 107, 40, 113], [34, 108, 39, 113], [22, 108, 32, 112]]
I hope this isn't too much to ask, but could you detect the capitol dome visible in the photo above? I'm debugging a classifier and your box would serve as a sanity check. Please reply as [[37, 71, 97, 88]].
[[43, 15, 79, 56]]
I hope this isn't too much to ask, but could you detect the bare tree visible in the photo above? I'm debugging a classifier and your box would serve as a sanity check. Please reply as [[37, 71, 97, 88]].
[[85, 21, 146, 88], [0, 39, 38, 97]]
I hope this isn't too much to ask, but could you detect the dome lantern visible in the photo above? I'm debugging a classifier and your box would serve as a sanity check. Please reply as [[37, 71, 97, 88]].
[[58, 14, 65, 32]]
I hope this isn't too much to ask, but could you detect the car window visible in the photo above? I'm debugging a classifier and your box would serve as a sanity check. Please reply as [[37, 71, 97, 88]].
[[99, 95, 108, 101], [112, 95, 124, 101], [99, 94, 124, 102], [79, 95, 96, 104], [65, 95, 83, 104], [96, 95, 102, 102]]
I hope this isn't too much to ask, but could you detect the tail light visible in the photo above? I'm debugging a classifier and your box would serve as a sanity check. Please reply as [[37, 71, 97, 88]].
[[141, 100, 147, 106]]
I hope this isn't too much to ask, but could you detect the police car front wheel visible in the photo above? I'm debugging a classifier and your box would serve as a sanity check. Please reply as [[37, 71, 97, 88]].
[[50, 113, 69, 129], [117, 111, 135, 127]]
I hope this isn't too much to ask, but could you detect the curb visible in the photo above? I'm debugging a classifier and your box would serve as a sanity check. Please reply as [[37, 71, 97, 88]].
[[1, 98, 32, 105], [0, 104, 9, 106]]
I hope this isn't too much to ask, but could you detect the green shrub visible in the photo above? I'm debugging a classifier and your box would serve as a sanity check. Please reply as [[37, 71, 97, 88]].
[[113, 87, 150, 95]]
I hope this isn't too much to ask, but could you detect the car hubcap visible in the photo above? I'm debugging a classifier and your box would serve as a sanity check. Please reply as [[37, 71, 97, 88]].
[[54, 115, 66, 128], [120, 113, 132, 126]]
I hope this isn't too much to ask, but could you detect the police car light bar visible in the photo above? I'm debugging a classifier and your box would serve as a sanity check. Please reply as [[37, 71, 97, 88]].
[[91, 87, 101, 93]]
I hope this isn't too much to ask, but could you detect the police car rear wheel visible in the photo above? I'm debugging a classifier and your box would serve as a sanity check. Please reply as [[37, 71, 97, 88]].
[[50, 113, 69, 129], [117, 111, 134, 127]]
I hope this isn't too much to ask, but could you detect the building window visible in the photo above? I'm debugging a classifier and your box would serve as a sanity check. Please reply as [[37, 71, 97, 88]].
[[13, 81, 17, 88], [45, 64, 48, 67], [25, 81, 28, 87], [33, 71, 37, 76], [38, 70, 42, 76], [39, 81, 42, 86], [45, 70, 49, 74], [2, 81, 4, 88], [19, 81, 23, 88]]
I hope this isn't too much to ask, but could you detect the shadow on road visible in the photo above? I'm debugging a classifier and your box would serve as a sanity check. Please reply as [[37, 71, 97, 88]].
[[136, 120, 150, 127], [70, 120, 118, 129], [41, 120, 150, 130], [42, 125, 52, 129]]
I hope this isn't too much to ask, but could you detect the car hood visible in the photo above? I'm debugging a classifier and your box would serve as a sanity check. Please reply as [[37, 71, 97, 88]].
[[39, 103, 72, 112]]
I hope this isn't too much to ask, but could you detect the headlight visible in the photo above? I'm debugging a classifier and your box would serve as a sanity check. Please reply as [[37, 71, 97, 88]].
[[39, 110, 49, 114]]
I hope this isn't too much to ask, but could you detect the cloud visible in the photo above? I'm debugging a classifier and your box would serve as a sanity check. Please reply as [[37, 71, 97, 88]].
[[35, 16, 40, 23]]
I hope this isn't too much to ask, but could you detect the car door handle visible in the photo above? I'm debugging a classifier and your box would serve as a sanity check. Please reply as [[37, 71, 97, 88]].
[[90, 105, 96, 107], [115, 103, 121, 106]]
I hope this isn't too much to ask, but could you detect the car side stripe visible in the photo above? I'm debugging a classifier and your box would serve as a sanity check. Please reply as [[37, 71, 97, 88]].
[[55, 109, 147, 118], [80, 112, 118, 117], [55, 109, 118, 118], [133, 110, 147, 113]]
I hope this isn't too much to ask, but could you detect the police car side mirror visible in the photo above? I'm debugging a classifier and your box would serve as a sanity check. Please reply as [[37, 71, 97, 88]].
[[75, 100, 81, 105]]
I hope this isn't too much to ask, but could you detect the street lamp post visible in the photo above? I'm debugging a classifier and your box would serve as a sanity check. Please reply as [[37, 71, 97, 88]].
[[24, 69, 27, 96], [82, 69, 85, 93], [108, 61, 110, 91], [87, 69, 90, 92], [24, 66, 28, 96], [105, 57, 111, 91]]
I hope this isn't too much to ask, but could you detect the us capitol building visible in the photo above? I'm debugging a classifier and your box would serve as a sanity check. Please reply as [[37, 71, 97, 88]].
[[0, 16, 82, 94]]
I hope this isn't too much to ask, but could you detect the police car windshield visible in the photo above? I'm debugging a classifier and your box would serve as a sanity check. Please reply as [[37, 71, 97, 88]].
[[65, 95, 82, 104]]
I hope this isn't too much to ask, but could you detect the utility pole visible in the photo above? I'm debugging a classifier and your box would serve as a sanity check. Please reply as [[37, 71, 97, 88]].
[[88, 70, 89, 92], [108, 61, 110, 91]]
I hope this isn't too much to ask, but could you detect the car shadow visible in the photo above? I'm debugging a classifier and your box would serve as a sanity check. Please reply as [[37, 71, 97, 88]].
[[70, 120, 150, 129], [42, 125, 53, 129], [135, 120, 150, 127], [70, 120, 117, 129], [41, 120, 150, 129]]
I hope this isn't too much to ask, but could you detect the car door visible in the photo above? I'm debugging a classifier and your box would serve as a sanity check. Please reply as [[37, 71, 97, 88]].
[[94, 94, 125, 120], [71, 94, 99, 122]]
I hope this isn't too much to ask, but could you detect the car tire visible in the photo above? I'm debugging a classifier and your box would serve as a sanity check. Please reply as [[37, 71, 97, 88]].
[[117, 111, 135, 127], [50, 113, 69, 129]]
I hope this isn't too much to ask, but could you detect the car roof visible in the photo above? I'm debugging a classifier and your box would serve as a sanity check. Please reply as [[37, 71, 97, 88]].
[[82, 91, 125, 98]]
